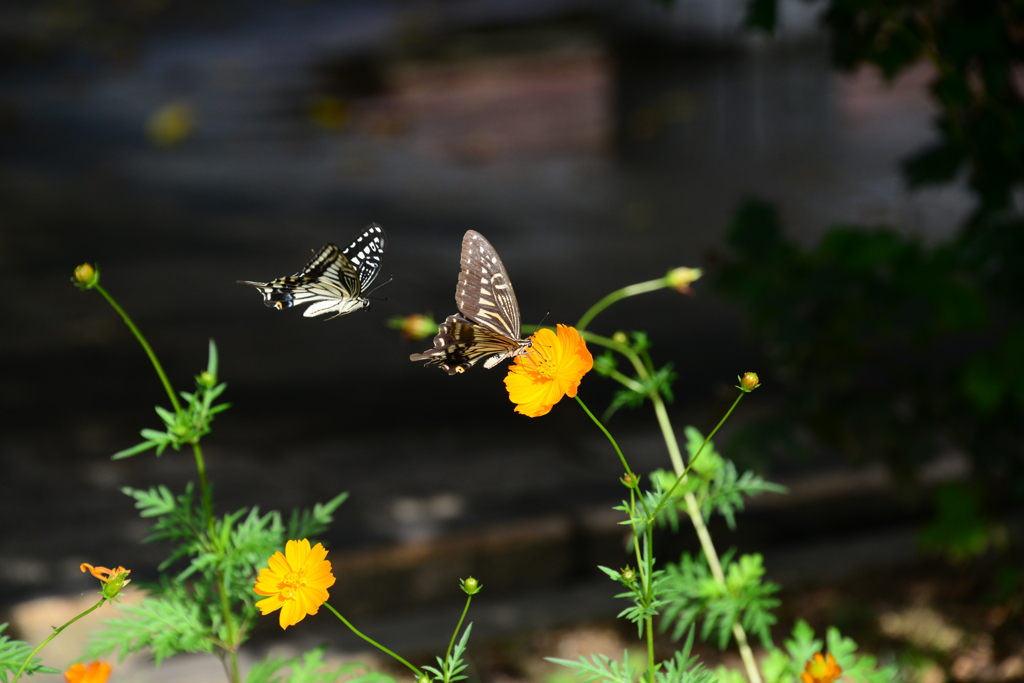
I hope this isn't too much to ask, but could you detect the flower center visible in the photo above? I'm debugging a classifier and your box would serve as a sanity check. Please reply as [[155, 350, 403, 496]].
[[279, 570, 306, 600], [533, 355, 557, 379]]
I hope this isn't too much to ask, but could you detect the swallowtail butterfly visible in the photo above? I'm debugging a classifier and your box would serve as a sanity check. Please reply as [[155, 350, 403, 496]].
[[238, 223, 386, 320], [411, 230, 531, 374]]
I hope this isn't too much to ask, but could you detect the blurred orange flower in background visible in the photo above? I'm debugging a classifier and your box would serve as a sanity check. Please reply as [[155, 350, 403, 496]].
[[801, 652, 842, 683], [254, 539, 335, 629], [504, 324, 593, 417], [64, 661, 111, 683]]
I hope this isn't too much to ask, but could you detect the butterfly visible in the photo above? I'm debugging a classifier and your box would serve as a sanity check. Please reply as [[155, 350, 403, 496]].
[[238, 223, 387, 320], [411, 230, 532, 374]]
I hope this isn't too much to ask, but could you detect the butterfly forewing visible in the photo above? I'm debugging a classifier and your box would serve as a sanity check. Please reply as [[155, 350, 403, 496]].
[[411, 230, 530, 373], [238, 223, 387, 319], [456, 230, 522, 340]]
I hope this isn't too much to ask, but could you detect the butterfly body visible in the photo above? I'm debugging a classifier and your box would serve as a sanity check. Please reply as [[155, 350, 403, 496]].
[[412, 230, 531, 374], [238, 223, 386, 320]]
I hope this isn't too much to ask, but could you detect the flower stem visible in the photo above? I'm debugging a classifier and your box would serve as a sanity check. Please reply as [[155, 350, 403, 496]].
[[443, 595, 474, 682], [574, 396, 651, 519], [11, 597, 106, 683], [576, 278, 668, 332], [93, 283, 181, 414], [192, 442, 214, 533], [324, 603, 421, 677]]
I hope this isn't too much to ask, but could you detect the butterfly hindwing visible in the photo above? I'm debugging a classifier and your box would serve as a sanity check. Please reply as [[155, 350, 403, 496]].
[[238, 223, 386, 320], [411, 230, 531, 373]]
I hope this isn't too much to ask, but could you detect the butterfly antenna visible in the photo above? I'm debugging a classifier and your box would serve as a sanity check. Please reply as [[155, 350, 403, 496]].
[[536, 310, 551, 328], [365, 275, 394, 298]]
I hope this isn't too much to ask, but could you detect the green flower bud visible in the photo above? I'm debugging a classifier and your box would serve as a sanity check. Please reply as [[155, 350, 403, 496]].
[[461, 576, 481, 595], [73, 263, 99, 289], [417, 675, 432, 683], [665, 267, 702, 293], [198, 370, 217, 388], [612, 331, 629, 346], [621, 473, 641, 489], [619, 566, 636, 583], [738, 372, 760, 392], [102, 570, 131, 599]]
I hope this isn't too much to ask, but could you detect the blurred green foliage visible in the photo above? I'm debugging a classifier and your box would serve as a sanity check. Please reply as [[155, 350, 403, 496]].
[[725, 0, 1024, 516]]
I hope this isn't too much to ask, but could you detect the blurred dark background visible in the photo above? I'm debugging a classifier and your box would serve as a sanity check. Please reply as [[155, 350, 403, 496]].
[[2, 0, 1022, 659]]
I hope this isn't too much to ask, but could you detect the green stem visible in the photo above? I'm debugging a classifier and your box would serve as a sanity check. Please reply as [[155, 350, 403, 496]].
[[11, 597, 106, 683], [576, 278, 668, 332], [649, 391, 746, 523], [575, 396, 651, 519], [324, 603, 421, 677], [94, 283, 181, 414], [192, 442, 214, 533], [444, 595, 474, 682]]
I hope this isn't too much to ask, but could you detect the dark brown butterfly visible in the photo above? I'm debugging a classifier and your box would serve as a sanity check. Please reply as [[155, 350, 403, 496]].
[[411, 230, 531, 374]]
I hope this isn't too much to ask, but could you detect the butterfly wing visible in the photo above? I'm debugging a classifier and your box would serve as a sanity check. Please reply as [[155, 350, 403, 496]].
[[456, 230, 522, 340], [238, 225, 386, 319], [410, 314, 524, 374], [412, 231, 530, 373], [343, 223, 387, 292]]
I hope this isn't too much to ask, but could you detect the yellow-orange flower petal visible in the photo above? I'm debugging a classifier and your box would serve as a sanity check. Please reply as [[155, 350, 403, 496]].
[[504, 324, 593, 417], [65, 661, 111, 683], [800, 653, 842, 683], [80, 564, 130, 583], [253, 539, 336, 630]]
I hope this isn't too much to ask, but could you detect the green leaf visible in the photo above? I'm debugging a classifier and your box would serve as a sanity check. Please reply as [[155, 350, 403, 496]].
[[0, 623, 62, 682]]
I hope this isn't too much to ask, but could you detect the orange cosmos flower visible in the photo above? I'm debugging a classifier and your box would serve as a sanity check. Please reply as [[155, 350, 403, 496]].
[[504, 324, 593, 417], [253, 539, 336, 629], [800, 652, 842, 683], [64, 661, 111, 683], [80, 564, 131, 599]]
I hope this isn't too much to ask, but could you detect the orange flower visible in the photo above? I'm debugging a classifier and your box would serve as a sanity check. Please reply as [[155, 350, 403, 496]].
[[253, 539, 336, 629], [801, 653, 842, 683], [504, 324, 593, 417], [80, 564, 131, 599], [65, 661, 111, 683], [80, 564, 129, 583]]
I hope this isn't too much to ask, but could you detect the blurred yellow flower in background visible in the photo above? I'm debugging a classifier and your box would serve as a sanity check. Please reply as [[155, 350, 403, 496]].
[[64, 661, 111, 683], [147, 101, 194, 147], [254, 539, 335, 629], [504, 324, 593, 417]]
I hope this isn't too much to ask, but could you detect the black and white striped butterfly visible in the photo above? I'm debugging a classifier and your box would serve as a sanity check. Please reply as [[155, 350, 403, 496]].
[[238, 223, 387, 320], [411, 230, 531, 374]]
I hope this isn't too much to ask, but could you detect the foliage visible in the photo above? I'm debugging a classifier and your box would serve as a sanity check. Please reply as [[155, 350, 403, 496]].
[[761, 621, 897, 683], [114, 340, 229, 459], [660, 551, 780, 649], [246, 647, 396, 683], [421, 624, 473, 683], [0, 624, 61, 682]]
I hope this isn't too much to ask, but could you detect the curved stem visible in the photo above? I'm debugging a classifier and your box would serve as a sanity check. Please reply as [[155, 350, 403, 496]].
[[443, 595, 473, 682], [11, 597, 106, 683], [574, 396, 651, 519], [576, 279, 667, 332], [324, 603, 421, 677], [94, 283, 181, 414]]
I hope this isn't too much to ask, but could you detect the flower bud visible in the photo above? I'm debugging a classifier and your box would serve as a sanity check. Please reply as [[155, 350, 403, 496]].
[[417, 675, 431, 683], [389, 314, 439, 341], [73, 263, 99, 289], [198, 370, 217, 388], [619, 566, 636, 583], [738, 372, 760, 392], [620, 473, 641, 488], [665, 267, 702, 294], [102, 570, 131, 599], [612, 331, 629, 346], [461, 576, 481, 595]]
